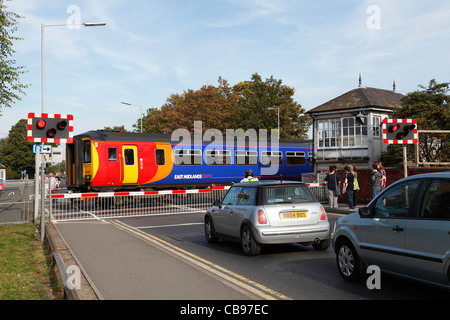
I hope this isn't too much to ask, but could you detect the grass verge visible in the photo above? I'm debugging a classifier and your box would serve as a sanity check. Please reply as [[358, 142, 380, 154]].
[[0, 223, 64, 300]]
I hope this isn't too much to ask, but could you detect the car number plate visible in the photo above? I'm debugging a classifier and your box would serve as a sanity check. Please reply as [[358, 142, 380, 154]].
[[281, 211, 307, 219]]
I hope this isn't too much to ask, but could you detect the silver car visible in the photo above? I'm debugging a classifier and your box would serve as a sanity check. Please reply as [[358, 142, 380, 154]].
[[204, 181, 331, 256], [332, 172, 450, 291]]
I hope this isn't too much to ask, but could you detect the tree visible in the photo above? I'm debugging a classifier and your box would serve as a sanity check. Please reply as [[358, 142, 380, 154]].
[[0, 119, 35, 178], [141, 77, 239, 134], [139, 74, 312, 139], [233, 73, 311, 139], [0, 0, 28, 113], [103, 125, 129, 132], [381, 79, 450, 165]]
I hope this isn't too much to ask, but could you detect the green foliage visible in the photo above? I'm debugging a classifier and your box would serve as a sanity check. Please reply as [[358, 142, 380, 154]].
[[0, 119, 35, 178], [0, 0, 28, 112], [382, 79, 450, 164], [138, 74, 311, 139]]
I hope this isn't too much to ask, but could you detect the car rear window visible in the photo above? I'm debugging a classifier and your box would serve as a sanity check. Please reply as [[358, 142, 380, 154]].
[[263, 185, 316, 204]]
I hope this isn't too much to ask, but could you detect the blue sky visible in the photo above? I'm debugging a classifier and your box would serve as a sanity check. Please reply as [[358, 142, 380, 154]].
[[1, 0, 449, 138]]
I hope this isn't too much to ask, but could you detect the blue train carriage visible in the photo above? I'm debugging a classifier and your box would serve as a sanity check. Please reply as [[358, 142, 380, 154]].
[[66, 130, 313, 192], [165, 136, 313, 186]]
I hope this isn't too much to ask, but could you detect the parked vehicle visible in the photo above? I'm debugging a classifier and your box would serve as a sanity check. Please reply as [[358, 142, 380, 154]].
[[205, 181, 330, 256], [332, 172, 450, 291]]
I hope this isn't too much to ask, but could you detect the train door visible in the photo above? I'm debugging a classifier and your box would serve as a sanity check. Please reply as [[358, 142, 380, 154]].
[[122, 145, 138, 184]]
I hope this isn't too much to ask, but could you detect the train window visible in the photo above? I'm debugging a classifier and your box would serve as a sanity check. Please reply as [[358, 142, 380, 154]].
[[124, 149, 134, 165], [206, 150, 231, 165], [261, 151, 283, 165], [286, 152, 306, 165], [108, 148, 117, 161], [83, 140, 91, 163], [174, 149, 202, 166], [235, 150, 258, 165], [155, 149, 165, 166]]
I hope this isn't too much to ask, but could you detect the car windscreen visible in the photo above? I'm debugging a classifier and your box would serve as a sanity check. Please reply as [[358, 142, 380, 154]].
[[263, 185, 316, 204]]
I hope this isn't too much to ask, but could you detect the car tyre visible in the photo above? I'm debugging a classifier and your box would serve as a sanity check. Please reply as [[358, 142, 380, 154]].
[[204, 216, 219, 243], [240, 224, 261, 256], [336, 239, 362, 282]]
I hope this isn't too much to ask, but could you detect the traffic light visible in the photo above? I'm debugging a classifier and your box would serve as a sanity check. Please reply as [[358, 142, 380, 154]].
[[27, 113, 74, 143], [382, 119, 417, 144]]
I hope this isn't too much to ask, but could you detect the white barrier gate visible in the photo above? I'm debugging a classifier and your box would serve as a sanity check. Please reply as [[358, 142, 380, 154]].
[[47, 183, 326, 222], [48, 186, 230, 222]]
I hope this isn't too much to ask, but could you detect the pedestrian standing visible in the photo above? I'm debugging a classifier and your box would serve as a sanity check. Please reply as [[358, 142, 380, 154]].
[[369, 164, 382, 199], [343, 166, 355, 209], [352, 166, 360, 206], [376, 161, 386, 189], [323, 166, 340, 208], [49, 172, 57, 192]]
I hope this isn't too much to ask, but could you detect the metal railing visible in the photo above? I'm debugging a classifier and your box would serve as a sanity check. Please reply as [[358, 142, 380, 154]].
[[46, 184, 328, 222], [0, 180, 35, 226], [48, 187, 230, 222]]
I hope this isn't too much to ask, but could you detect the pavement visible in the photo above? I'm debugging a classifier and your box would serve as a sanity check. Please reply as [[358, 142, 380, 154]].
[[44, 204, 359, 300]]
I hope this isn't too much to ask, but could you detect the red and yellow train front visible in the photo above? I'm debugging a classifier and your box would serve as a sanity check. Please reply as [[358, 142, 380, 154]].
[[82, 139, 174, 190]]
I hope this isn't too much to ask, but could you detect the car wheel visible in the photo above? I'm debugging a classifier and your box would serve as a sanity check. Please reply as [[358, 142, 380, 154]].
[[240, 224, 261, 256], [336, 239, 362, 282], [312, 237, 331, 250], [204, 216, 219, 243]]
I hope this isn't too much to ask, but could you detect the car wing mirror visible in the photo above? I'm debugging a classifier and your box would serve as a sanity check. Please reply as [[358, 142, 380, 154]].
[[213, 199, 223, 208], [358, 207, 371, 218]]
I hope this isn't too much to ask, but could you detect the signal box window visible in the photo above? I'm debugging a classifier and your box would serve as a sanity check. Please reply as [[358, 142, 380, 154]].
[[286, 152, 306, 165], [155, 149, 165, 166], [174, 149, 202, 165], [124, 149, 134, 165], [108, 148, 117, 161]]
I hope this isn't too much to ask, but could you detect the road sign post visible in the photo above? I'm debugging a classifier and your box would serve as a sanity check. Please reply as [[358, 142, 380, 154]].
[[382, 119, 418, 177], [27, 113, 74, 241]]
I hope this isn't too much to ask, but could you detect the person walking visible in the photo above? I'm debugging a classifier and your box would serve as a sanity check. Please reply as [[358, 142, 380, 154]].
[[324, 166, 340, 208], [342, 166, 355, 209], [369, 164, 382, 199], [376, 161, 386, 189]]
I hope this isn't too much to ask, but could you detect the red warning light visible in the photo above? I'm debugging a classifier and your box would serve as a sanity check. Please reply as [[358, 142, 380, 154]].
[[389, 124, 400, 132], [36, 119, 47, 129]]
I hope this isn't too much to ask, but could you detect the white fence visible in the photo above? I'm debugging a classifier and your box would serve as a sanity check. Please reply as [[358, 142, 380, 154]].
[[45, 183, 327, 222], [48, 186, 230, 222]]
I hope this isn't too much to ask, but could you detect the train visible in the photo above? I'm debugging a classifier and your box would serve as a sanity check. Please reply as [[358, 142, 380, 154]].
[[65, 130, 313, 192]]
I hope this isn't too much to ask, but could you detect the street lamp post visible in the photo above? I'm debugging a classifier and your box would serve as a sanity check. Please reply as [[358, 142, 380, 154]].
[[121, 101, 143, 133], [41, 22, 106, 113], [38, 21, 106, 242]]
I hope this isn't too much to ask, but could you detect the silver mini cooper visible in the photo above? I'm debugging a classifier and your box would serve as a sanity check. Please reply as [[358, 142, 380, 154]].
[[204, 181, 331, 256]]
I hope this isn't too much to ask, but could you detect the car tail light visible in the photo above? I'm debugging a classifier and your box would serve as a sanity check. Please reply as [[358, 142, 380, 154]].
[[258, 209, 267, 224], [320, 206, 327, 220]]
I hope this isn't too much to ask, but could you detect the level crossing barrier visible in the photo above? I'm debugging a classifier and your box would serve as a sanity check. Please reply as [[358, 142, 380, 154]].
[[47, 186, 230, 222], [43, 183, 327, 222]]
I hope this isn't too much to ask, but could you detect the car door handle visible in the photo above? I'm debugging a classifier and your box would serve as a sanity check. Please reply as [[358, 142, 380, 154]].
[[392, 225, 404, 232]]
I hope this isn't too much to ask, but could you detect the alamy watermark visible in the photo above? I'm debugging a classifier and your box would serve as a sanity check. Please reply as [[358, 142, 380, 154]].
[[366, 5, 381, 30], [66, 265, 81, 290], [171, 121, 280, 175], [366, 265, 381, 289], [66, 5, 82, 29]]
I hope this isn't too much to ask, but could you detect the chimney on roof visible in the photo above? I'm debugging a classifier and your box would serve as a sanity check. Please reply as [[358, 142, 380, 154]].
[[393, 79, 396, 92], [359, 73, 362, 88]]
